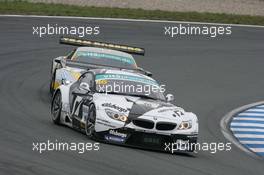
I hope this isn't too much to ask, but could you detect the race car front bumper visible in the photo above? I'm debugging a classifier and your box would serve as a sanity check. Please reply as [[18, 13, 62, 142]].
[[95, 128, 198, 153]]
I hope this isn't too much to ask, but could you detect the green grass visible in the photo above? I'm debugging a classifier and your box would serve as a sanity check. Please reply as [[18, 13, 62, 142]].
[[0, 1, 264, 25]]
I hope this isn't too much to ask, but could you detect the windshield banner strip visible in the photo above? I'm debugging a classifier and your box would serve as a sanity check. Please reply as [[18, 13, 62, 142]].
[[95, 74, 158, 86], [76, 51, 135, 64]]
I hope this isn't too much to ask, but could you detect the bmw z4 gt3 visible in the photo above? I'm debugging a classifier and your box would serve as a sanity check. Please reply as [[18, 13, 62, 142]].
[[51, 69, 198, 152]]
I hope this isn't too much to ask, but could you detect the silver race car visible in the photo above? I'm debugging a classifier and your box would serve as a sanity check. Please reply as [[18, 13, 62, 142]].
[[50, 37, 152, 94], [51, 68, 198, 152]]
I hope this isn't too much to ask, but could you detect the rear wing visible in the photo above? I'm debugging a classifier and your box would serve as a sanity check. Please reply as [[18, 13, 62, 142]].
[[60, 37, 145, 56]]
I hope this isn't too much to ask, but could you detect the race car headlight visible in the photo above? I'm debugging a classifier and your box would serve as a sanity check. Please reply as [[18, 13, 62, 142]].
[[105, 109, 128, 122], [178, 120, 192, 130]]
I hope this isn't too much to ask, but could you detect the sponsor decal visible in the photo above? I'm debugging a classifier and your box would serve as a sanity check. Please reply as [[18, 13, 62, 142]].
[[109, 130, 127, 138], [104, 130, 127, 143], [136, 101, 159, 109], [173, 111, 184, 117], [158, 107, 179, 113], [102, 103, 128, 113], [104, 135, 125, 143], [157, 108, 184, 117], [96, 79, 108, 85]]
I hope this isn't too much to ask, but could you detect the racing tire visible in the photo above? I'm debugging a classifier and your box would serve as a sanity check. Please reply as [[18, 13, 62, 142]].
[[51, 91, 62, 125], [85, 104, 96, 139], [49, 72, 56, 95]]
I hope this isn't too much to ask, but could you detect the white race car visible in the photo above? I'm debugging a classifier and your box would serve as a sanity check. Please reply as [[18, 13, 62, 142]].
[[51, 69, 198, 152]]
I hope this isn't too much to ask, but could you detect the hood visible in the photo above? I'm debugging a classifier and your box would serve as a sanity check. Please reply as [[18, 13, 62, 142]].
[[94, 94, 190, 122]]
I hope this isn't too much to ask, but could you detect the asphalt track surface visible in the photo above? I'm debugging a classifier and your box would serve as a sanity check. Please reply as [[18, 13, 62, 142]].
[[0, 16, 264, 175]]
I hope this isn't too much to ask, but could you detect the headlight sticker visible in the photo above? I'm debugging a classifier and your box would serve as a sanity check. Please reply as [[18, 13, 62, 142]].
[[178, 120, 192, 130], [105, 108, 128, 122]]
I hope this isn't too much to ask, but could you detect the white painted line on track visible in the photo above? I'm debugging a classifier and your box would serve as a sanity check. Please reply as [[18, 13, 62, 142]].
[[235, 134, 264, 138], [0, 14, 264, 28], [240, 141, 264, 144], [238, 113, 264, 116], [246, 109, 264, 112], [231, 128, 264, 132], [231, 123, 264, 127], [250, 148, 264, 152], [233, 117, 264, 121]]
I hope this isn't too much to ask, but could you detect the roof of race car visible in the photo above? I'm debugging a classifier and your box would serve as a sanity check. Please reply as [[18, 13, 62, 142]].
[[75, 47, 136, 62]]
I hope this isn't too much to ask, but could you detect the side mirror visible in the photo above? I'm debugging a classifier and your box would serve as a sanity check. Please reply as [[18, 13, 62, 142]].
[[138, 67, 152, 77], [145, 71, 152, 77], [80, 82, 90, 92], [55, 59, 61, 64], [61, 78, 71, 85], [166, 94, 174, 102]]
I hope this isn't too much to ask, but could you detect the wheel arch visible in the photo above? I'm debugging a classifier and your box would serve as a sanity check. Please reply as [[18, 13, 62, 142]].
[[52, 85, 71, 110], [51, 89, 61, 113]]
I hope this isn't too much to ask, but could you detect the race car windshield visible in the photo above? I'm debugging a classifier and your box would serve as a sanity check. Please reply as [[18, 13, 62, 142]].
[[72, 51, 137, 69], [95, 73, 166, 101]]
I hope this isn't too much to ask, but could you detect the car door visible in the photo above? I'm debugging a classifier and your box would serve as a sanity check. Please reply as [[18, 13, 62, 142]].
[[71, 72, 95, 130]]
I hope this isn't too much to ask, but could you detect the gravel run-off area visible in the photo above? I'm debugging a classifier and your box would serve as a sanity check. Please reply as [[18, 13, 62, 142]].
[[30, 0, 264, 16]]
